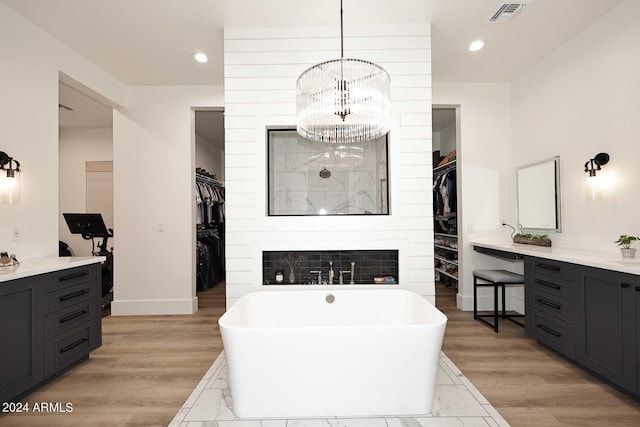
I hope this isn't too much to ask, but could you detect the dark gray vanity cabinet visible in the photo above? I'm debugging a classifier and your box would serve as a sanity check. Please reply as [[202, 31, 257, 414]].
[[525, 257, 578, 359], [0, 262, 102, 403], [636, 277, 640, 394], [575, 267, 637, 394], [0, 275, 46, 403], [525, 256, 640, 398]]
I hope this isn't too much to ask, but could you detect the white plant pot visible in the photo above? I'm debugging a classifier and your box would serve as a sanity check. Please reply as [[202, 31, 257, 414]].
[[621, 248, 636, 258]]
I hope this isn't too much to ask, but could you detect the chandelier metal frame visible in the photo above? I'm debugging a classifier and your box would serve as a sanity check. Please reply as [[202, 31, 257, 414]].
[[296, 0, 391, 144]]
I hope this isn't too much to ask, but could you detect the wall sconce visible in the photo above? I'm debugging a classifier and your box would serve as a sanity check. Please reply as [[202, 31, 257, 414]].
[[584, 152, 609, 201], [0, 151, 21, 205]]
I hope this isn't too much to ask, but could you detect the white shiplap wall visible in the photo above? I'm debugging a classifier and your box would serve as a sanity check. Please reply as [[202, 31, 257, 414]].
[[224, 23, 433, 307]]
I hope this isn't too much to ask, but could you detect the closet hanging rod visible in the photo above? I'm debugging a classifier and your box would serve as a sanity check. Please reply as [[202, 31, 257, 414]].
[[196, 173, 224, 186], [433, 160, 456, 176]]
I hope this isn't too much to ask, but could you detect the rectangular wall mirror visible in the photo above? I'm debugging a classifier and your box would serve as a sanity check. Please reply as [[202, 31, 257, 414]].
[[516, 156, 561, 232], [267, 128, 389, 216]]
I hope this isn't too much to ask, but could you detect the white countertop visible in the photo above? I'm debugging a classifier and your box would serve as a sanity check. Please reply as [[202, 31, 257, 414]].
[[0, 256, 106, 283], [470, 238, 640, 276]]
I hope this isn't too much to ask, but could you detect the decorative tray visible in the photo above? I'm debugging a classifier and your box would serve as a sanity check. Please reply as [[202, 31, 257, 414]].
[[513, 235, 552, 247]]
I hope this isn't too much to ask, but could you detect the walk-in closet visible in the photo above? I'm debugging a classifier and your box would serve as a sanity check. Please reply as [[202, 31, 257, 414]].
[[194, 110, 225, 295], [433, 107, 459, 291]]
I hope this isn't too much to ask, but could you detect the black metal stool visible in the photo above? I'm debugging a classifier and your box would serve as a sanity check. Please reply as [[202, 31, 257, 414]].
[[473, 269, 525, 332]]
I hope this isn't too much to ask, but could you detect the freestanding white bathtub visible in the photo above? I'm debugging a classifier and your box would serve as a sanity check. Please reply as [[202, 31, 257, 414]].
[[218, 289, 447, 418]]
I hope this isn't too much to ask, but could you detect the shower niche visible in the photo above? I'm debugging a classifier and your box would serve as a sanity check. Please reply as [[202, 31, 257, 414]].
[[267, 128, 389, 216], [262, 250, 398, 285]]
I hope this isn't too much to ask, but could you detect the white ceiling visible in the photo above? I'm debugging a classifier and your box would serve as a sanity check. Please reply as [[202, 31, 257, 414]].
[[9, 0, 623, 131], [2, 0, 625, 86]]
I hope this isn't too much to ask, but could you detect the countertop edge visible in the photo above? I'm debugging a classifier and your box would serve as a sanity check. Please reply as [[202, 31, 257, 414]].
[[0, 256, 106, 283], [471, 240, 640, 276]]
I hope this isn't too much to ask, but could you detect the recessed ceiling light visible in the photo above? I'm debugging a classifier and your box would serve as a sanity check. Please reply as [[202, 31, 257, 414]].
[[469, 40, 485, 52], [194, 52, 208, 63]]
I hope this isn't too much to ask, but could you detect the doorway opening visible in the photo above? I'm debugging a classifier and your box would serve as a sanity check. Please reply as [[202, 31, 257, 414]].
[[194, 109, 226, 311], [58, 77, 114, 314], [432, 105, 460, 308]]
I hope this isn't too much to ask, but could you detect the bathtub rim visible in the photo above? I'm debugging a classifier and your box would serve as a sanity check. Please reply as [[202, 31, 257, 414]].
[[218, 288, 448, 330]]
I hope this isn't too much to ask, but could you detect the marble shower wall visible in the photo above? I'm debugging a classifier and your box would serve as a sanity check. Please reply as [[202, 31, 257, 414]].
[[268, 129, 388, 215]]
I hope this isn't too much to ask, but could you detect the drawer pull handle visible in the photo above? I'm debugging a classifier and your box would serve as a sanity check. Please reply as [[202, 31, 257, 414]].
[[59, 310, 89, 324], [59, 271, 88, 282], [535, 262, 560, 272], [59, 289, 88, 302], [636, 286, 640, 292], [621, 283, 630, 288], [536, 298, 562, 311], [60, 338, 88, 354], [537, 324, 561, 338], [535, 279, 561, 290]]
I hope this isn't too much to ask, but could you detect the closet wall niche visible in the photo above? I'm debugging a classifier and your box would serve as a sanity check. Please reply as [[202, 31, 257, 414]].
[[433, 107, 459, 289], [194, 110, 225, 291]]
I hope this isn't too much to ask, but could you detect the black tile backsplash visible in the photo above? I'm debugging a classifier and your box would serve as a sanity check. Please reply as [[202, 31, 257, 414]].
[[263, 250, 399, 285]]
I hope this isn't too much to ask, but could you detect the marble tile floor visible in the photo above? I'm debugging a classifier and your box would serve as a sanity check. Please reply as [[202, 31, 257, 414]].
[[169, 352, 510, 427]]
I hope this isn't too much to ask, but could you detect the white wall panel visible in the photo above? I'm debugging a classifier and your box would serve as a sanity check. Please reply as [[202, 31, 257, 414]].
[[224, 23, 432, 307]]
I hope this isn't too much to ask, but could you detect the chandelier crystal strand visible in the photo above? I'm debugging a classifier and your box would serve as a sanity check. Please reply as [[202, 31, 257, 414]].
[[297, 59, 390, 144], [296, 0, 390, 144]]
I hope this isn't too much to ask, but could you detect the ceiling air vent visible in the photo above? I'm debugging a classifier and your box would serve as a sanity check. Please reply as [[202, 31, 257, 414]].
[[489, 2, 528, 23]]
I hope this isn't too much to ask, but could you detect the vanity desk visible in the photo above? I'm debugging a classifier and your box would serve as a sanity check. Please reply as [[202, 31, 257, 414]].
[[0, 257, 105, 403], [472, 239, 640, 399]]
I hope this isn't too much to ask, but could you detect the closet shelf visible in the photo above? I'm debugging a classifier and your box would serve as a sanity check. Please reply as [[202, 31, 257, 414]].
[[435, 244, 458, 252], [435, 268, 458, 280], [435, 255, 458, 265], [434, 232, 457, 238]]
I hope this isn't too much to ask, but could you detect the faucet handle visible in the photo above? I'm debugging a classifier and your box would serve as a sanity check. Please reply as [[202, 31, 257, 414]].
[[310, 270, 322, 284]]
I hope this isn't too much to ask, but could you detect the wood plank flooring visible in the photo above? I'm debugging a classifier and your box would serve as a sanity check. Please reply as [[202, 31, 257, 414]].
[[437, 282, 640, 427], [0, 285, 225, 427], [1, 282, 639, 426]]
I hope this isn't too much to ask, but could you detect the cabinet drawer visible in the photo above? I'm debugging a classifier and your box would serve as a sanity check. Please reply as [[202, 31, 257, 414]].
[[527, 257, 573, 281], [44, 281, 98, 314], [528, 289, 574, 324], [44, 318, 101, 377], [52, 265, 97, 289], [531, 311, 575, 358], [44, 300, 98, 340], [529, 275, 576, 300]]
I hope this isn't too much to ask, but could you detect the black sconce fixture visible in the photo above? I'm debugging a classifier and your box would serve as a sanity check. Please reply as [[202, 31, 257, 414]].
[[0, 151, 21, 204], [584, 152, 610, 201], [584, 152, 609, 177]]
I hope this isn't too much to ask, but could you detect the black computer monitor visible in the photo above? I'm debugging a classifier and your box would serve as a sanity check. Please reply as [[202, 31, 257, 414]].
[[63, 213, 110, 238]]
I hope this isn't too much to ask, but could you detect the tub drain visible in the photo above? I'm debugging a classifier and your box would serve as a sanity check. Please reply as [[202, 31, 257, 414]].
[[325, 294, 335, 304]]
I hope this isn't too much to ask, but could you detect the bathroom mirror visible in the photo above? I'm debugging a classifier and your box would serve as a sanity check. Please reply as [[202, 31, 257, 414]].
[[516, 156, 561, 232], [267, 128, 389, 216]]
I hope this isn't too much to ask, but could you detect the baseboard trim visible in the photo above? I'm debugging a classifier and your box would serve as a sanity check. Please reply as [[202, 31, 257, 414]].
[[111, 297, 198, 315]]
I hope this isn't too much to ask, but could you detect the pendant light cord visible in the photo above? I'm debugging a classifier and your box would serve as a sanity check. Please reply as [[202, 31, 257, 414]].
[[340, 0, 344, 59], [337, 0, 347, 122]]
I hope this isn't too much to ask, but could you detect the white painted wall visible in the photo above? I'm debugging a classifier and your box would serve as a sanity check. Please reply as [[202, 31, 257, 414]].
[[511, 0, 640, 254], [195, 133, 224, 181], [433, 84, 519, 311], [58, 128, 113, 256], [224, 23, 433, 307], [1, 3, 227, 316], [0, 3, 124, 259], [436, 119, 456, 159], [111, 85, 224, 315]]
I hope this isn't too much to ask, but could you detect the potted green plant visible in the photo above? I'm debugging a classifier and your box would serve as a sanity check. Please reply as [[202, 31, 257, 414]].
[[614, 234, 640, 258]]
